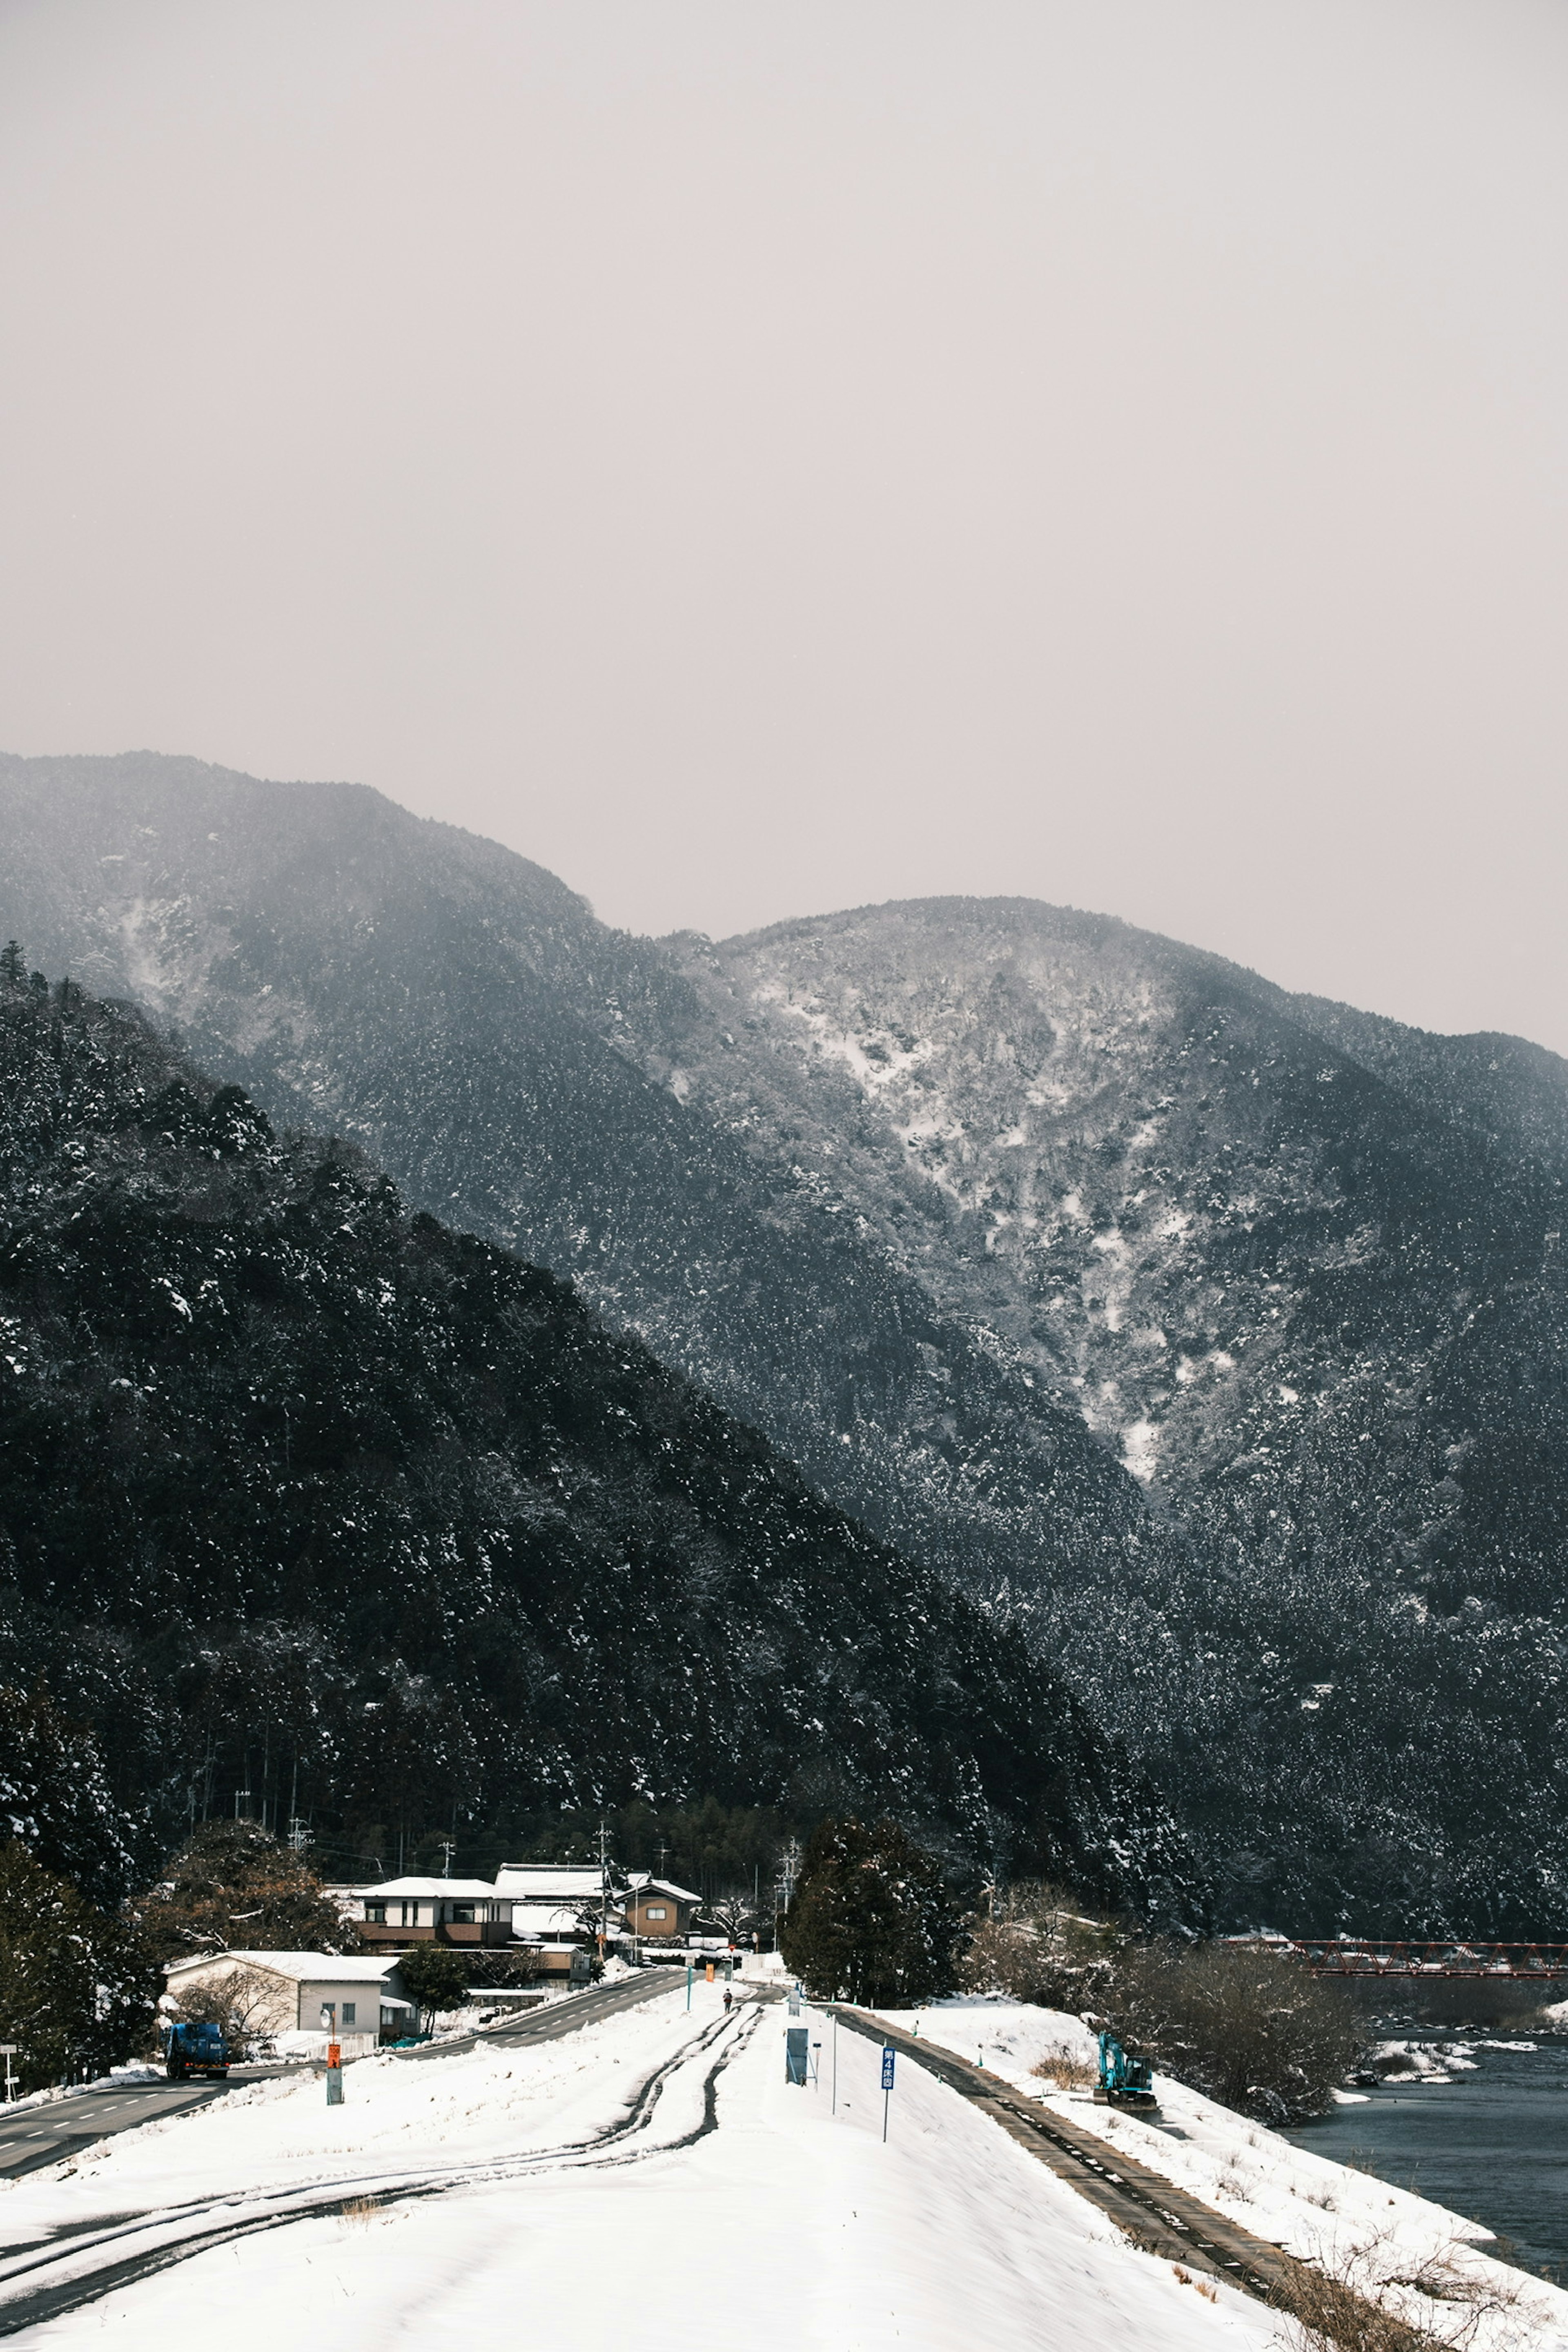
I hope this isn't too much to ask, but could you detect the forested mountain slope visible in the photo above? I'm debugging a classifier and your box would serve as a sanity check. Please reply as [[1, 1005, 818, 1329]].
[[655, 903, 1568, 1934], [4, 753, 1567, 1933], [0, 967, 1179, 1904], [0, 755, 1166, 1757]]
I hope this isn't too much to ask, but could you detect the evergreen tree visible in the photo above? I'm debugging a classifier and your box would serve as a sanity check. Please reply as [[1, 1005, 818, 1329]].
[[0, 1841, 158, 2091], [0, 941, 24, 987], [780, 1818, 968, 2005], [0, 1683, 141, 1905], [138, 1821, 356, 1960], [396, 1940, 469, 2029]]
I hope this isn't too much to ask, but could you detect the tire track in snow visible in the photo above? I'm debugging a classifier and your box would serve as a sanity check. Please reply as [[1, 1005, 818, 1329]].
[[0, 2005, 759, 2336]]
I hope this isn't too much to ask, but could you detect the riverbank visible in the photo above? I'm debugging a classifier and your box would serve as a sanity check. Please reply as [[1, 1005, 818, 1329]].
[[878, 1998, 1568, 2350], [1286, 2033, 1568, 2280]]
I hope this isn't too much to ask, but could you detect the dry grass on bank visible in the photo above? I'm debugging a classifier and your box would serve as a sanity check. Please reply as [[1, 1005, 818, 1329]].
[[1271, 2235, 1524, 2352]]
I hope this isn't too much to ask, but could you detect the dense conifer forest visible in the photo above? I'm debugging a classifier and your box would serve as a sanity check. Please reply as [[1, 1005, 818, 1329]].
[[0, 964, 1187, 1910]]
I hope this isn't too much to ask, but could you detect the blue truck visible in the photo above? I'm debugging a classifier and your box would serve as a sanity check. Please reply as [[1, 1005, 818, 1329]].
[[163, 2021, 231, 2080]]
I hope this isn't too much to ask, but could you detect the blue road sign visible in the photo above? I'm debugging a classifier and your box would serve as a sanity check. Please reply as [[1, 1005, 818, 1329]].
[[881, 2047, 896, 2091]]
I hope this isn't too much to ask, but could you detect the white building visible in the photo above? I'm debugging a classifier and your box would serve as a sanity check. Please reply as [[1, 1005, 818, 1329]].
[[163, 1950, 413, 2053], [494, 1864, 607, 1907]]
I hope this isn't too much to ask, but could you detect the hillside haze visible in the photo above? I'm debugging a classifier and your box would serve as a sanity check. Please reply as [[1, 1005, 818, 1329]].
[[4, 751, 1567, 1933]]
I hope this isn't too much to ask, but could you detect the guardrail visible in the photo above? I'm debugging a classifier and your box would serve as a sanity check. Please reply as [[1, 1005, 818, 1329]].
[[1234, 1937, 1568, 1979]]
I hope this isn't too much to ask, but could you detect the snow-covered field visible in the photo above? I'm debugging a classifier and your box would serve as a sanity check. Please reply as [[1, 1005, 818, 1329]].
[[880, 1998, 1568, 2352], [2, 1984, 1281, 2351]]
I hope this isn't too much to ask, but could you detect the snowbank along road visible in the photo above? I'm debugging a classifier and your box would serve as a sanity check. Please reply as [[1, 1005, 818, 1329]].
[[0, 1975, 670, 2187], [6, 1983, 1566, 2349], [878, 1998, 1568, 2352], [829, 2003, 1293, 2298], [0, 1980, 1298, 2351]]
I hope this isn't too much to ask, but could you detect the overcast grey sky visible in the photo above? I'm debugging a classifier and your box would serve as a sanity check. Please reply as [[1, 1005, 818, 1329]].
[[1, 0, 1565, 1045]]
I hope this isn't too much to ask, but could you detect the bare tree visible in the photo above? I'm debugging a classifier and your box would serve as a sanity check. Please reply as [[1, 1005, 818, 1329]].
[[165, 1960, 286, 2053], [1107, 1940, 1366, 2121], [700, 1892, 756, 1944]]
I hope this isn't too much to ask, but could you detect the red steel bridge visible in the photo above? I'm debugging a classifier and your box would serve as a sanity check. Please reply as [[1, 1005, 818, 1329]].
[[1242, 1937, 1568, 1980]]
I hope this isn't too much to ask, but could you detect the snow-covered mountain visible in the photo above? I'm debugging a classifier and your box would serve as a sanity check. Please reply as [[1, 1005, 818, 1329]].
[[4, 752, 1566, 1933], [651, 904, 1568, 1930]]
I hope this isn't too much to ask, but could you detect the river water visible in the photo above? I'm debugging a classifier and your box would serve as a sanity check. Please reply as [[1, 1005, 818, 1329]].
[[1285, 2036, 1568, 2278]]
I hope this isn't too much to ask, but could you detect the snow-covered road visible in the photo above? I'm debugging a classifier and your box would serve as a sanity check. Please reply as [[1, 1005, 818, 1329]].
[[0, 1986, 1278, 2350]]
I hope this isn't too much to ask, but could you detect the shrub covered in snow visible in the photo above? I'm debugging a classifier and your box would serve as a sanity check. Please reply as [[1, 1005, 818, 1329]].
[[1106, 1938, 1366, 2120]]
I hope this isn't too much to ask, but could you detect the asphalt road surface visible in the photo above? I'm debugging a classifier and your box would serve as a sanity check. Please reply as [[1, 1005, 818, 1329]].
[[396, 1966, 683, 2062], [0, 2069, 287, 2181]]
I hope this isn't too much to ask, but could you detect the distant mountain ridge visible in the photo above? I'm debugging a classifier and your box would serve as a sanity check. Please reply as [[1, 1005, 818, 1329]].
[[4, 750, 1566, 1933]]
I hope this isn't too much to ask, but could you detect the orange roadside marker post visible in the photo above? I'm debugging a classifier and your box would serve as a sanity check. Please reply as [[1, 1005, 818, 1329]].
[[321, 2002, 344, 2105]]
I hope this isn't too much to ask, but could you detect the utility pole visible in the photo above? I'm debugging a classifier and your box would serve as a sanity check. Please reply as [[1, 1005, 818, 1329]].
[[597, 1820, 610, 1960], [438, 1839, 456, 1878]]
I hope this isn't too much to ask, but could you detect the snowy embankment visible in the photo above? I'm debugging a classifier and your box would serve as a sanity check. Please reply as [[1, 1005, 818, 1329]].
[[2, 1984, 1284, 2351], [880, 1998, 1568, 2352]]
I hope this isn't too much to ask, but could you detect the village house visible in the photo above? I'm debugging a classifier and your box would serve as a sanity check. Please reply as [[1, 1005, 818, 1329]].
[[349, 1877, 514, 1948], [493, 1863, 606, 1911], [494, 1862, 610, 1969], [163, 1950, 413, 2052], [623, 1874, 702, 1940]]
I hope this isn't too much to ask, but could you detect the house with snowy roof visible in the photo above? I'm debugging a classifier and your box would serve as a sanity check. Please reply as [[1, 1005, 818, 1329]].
[[493, 1863, 607, 1907], [163, 1950, 413, 2050], [350, 1876, 513, 1949], [623, 1874, 702, 1940]]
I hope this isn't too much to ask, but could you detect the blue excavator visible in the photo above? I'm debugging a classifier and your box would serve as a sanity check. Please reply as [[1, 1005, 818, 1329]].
[[1095, 2029, 1158, 2111]]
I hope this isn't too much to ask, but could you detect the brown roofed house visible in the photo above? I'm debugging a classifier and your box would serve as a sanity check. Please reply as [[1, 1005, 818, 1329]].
[[623, 1875, 701, 1940], [350, 1878, 513, 1947]]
